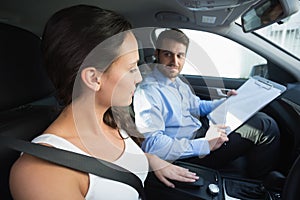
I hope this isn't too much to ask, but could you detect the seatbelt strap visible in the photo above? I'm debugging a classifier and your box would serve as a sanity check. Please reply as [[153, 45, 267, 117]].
[[1, 136, 146, 200]]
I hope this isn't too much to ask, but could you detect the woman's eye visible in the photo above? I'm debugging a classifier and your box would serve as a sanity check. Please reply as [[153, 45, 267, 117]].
[[130, 67, 139, 73]]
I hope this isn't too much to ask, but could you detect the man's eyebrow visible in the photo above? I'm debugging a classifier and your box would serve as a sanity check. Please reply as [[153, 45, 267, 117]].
[[161, 50, 185, 55], [161, 50, 185, 54], [161, 50, 177, 54], [161, 50, 172, 53]]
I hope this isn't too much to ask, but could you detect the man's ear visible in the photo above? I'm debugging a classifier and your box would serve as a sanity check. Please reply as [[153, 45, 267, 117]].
[[154, 50, 159, 59], [154, 50, 160, 63], [81, 67, 102, 91]]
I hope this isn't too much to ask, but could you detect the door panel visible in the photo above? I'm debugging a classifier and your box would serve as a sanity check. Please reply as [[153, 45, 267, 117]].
[[182, 75, 246, 100]]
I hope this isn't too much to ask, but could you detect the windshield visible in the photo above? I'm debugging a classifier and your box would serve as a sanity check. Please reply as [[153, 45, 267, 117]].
[[252, 1, 300, 60]]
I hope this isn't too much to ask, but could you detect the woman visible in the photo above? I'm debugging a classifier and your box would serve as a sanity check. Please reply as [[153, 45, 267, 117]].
[[9, 4, 198, 200]]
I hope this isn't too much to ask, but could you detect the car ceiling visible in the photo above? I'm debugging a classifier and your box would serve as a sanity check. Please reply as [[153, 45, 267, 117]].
[[0, 0, 260, 37]]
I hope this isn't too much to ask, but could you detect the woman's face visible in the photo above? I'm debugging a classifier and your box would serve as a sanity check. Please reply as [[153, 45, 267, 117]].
[[99, 32, 142, 107]]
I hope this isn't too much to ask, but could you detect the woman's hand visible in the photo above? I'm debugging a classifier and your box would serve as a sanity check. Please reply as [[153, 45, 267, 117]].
[[146, 153, 199, 188]]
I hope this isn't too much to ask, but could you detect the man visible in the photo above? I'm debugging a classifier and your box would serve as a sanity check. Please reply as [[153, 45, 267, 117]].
[[133, 29, 280, 179]]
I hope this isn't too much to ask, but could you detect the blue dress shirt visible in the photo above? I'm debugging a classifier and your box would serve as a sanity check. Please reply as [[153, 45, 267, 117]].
[[133, 66, 224, 161]]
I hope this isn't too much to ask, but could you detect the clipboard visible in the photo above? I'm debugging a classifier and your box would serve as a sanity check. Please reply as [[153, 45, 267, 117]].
[[207, 76, 286, 135]]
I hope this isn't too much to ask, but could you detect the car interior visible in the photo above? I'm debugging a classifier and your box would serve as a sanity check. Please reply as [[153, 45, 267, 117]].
[[0, 0, 300, 199], [0, 22, 60, 199]]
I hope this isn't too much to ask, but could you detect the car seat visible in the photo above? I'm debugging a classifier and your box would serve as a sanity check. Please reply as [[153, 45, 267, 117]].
[[0, 22, 60, 200], [282, 153, 300, 200]]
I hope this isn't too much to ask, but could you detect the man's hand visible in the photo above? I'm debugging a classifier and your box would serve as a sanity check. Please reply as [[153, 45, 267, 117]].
[[227, 89, 237, 97], [205, 124, 229, 151]]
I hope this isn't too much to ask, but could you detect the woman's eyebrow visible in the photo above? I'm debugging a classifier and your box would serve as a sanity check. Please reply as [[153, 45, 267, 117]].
[[129, 59, 139, 66]]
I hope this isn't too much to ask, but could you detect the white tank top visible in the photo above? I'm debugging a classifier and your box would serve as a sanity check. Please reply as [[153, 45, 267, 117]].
[[32, 130, 148, 200]]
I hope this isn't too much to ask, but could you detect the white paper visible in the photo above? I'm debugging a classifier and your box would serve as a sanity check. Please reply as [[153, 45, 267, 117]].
[[208, 77, 286, 134]]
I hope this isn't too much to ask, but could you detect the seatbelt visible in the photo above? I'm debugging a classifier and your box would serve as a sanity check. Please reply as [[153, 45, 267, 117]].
[[1, 136, 146, 200]]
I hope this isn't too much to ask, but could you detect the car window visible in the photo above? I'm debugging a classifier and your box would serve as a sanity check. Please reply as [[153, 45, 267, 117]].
[[155, 28, 266, 79], [183, 30, 267, 78], [254, 2, 300, 61], [235, 0, 300, 61]]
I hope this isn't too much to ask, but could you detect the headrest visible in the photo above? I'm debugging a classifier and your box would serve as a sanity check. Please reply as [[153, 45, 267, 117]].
[[0, 23, 55, 111]]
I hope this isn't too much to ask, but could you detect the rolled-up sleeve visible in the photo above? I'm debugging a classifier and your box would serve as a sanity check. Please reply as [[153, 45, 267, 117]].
[[142, 134, 210, 161]]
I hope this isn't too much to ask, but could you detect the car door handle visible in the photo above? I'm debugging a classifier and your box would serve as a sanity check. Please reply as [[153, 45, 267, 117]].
[[216, 88, 231, 97]]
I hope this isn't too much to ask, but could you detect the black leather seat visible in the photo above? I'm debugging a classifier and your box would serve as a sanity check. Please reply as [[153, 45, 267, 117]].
[[282, 153, 300, 200], [0, 22, 60, 200]]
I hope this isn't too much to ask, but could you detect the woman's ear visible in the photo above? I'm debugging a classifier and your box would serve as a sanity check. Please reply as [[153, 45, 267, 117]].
[[81, 67, 102, 91]]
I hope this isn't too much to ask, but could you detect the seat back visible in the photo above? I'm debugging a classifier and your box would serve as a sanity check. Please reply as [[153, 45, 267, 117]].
[[282, 154, 300, 200], [264, 83, 300, 175], [0, 23, 60, 200]]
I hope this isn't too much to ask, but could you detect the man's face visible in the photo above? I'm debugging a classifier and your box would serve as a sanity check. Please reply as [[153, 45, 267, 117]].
[[156, 38, 187, 81]]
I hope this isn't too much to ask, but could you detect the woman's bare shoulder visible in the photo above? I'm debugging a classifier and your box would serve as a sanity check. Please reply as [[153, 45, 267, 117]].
[[10, 153, 87, 200]]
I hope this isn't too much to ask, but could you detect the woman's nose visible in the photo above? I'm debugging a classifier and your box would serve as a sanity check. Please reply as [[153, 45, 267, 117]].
[[135, 69, 142, 84]]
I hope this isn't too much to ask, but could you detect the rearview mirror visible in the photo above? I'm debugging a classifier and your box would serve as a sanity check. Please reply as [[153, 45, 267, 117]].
[[241, 0, 299, 33]]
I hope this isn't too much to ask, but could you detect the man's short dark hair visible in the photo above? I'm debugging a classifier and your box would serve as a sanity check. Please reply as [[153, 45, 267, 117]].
[[156, 28, 189, 50]]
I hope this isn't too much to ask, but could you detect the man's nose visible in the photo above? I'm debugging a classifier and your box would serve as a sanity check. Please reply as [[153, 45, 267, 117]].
[[171, 54, 179, 66]]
